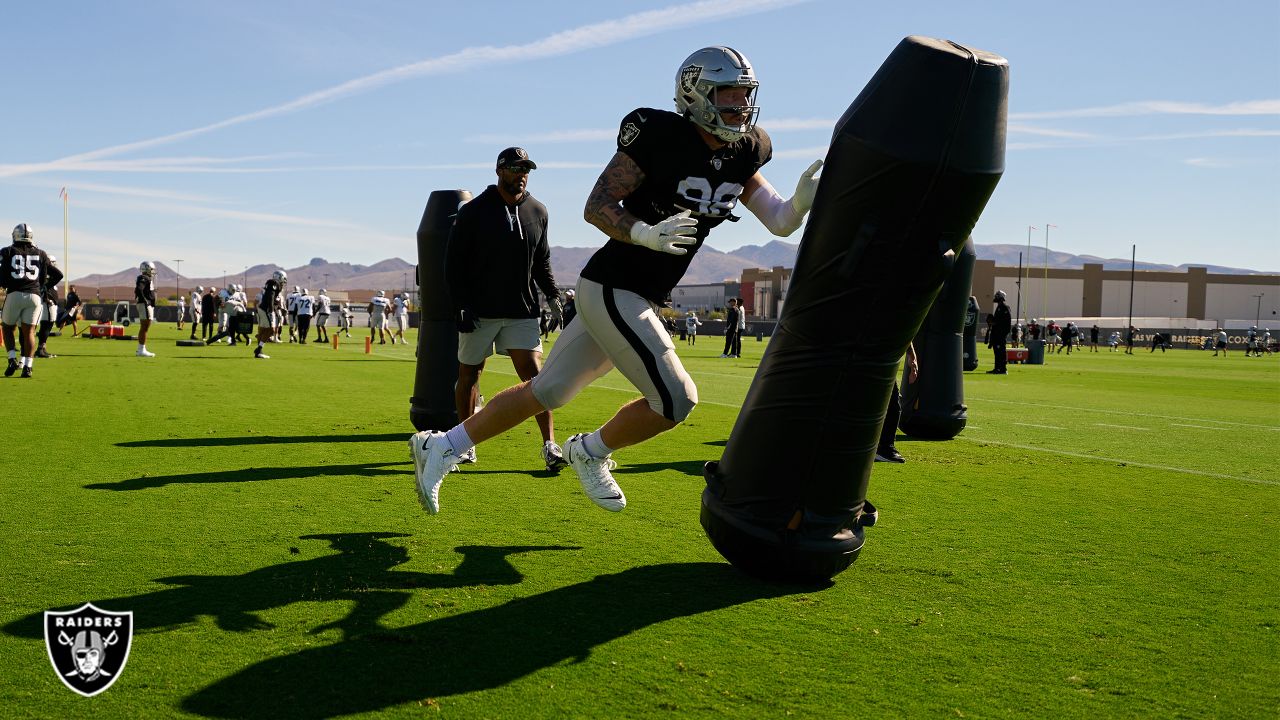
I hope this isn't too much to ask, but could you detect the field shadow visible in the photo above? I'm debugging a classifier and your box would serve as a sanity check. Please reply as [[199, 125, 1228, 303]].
[[84, 461, 410, 491], [182, 562, 801, 719], [613, 459, 707, 477], [117, 433, 407, 448], [2, 534, 576, 641]]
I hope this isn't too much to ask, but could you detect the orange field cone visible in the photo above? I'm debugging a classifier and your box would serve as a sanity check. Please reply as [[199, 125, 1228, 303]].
[[364, 336, 371, 354]]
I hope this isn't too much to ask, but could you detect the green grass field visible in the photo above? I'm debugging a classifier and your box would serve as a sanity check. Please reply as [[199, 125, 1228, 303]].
[[1, 323, 1276, 719]]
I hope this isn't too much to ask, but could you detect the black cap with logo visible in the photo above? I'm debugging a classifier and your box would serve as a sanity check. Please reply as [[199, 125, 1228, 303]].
[[496, 147, 537, 170]]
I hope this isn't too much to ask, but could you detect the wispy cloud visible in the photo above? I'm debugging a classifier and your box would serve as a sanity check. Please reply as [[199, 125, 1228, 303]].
[[2, 0, 809, 179], [1007, 123, 1097, 139], [1184, 157, 1241, 168], [1138, 128, 1280, 141], [465, 117, 834, 146], [1011, 99, 1280, 120]]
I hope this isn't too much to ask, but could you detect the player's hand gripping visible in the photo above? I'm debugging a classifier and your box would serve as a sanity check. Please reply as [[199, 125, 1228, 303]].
[[791, 159, 823, 214], [630, 210, 698, 255]]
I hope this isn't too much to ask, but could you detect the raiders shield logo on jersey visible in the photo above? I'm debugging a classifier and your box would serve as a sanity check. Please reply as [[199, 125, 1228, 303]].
[[679, 65, 702, 95], [619, 122, 641, 147], [44, 603, 134, 697]]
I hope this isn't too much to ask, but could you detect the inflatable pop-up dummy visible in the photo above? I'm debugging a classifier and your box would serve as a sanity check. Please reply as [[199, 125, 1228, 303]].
[[410, 190, 472, 432], [701, 37, 1008, 582], [899, 237, 976, 439]]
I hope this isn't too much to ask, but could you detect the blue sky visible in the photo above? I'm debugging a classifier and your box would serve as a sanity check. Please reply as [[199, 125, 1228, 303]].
[[3, 0, 1277, 280]]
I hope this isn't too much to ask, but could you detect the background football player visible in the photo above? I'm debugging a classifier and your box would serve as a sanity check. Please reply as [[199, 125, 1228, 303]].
[[410, 46, 822, 516], [2, 224, 62, 377], [134, 261, 158, 357], [254, 270, 286, 359]]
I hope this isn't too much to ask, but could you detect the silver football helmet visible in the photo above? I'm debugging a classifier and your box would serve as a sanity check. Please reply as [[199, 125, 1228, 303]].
[[140, 261, 156, 277], [196, 286, 204, 293], [272, 270, 287, 284], [378, 290, 386, 298], [47, 255, 57, 265], [993, 290, 1007, 302], [302, 288, 309, 296], [11, 223, 34, 244], [674, 46, 759, 143]]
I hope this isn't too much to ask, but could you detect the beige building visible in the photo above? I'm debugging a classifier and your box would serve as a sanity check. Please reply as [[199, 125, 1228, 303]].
[[971, 262, 1280, 327]]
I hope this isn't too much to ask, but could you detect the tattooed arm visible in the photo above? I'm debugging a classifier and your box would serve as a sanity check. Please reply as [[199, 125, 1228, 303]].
[[583, 152, 647, 243]]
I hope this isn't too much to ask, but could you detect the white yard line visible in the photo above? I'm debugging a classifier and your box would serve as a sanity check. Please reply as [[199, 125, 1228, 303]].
[[1171, 424, 1229, 430], [956, 436, 1280, 487], [1094, 423, 1149, 431], [1013, 422, 1065, 430]]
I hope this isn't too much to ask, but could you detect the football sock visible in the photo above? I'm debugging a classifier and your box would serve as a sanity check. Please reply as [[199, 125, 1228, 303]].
[[583, 430, 613, 460], [444, 425, 474, 456], [23, 356, 33, 368], [7, 350, 14, 360]]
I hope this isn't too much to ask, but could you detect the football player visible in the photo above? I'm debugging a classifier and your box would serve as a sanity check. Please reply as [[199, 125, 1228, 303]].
[[134, 261, 158, 357], [391, 291, 410, 345], [2, 224, 62, 377], [189, 286, 204, 339], [314, 288, 331, 343], [295, 288, 315, 344], [253, 270, 286, 359], [286, 285, 301, 342], [370, 290, 391, 344], [410, 46, 823, 515], [35, 255, 60, 359]]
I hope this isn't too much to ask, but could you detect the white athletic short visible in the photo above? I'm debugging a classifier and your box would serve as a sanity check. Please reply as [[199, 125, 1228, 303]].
[[256, 307, 277, 329], [396, 313, 408, 331], [316, 312, 329, 327], [2, 291, 42, 325], [531, 278, 697, 422], [136, 303, 156, 322], [457, 317, 542, 365]]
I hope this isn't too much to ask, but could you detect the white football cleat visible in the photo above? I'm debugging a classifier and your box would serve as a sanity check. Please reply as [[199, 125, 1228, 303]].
[[408, 431, 460, 514], [542, 441, 568, 471], [136, 347, 155, 357], [458, 447, 477, 464], [565, 434, 625, 512]]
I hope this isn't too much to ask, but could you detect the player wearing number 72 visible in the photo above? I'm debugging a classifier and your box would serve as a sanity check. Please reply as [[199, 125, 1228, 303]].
[[408, 46, 822, 516]]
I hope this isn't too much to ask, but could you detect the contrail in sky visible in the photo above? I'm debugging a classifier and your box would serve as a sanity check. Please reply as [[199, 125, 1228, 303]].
[[0, 0, 808, 178]]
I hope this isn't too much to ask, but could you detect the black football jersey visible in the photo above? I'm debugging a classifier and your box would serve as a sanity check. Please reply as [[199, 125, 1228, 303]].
[[261, 279, 281, 309], [580, 108, 771, 303], [0, 244, 56, 294]]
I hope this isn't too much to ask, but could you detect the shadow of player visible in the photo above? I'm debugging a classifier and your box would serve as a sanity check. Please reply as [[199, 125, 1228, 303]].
[[83, 462, 409, 491], [3, 533, 577, 642], [182, 562, 809, 719]]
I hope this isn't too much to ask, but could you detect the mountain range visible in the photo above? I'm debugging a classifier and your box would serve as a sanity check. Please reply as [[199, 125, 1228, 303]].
[[72, 241, 1270, 292]]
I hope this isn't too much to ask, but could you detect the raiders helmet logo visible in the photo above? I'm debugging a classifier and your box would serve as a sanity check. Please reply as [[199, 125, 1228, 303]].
[[679, 65, 703, 96], [44, 603, 134, 697], [619, 122, 641, 147]]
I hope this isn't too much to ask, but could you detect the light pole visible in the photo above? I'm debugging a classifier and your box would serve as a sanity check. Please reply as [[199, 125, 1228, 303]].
[[222, 270, 226, 288], [242, 266, 248, 290], [323, 273, 330, 291], [402, 272, 407, 293], [1254, 293, 1265, 327], [1042, 224, 1056, 320], [174, 259, 182, 301]]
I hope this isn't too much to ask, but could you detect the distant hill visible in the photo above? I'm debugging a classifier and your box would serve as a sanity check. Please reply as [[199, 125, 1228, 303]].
[[71, 244, 1271, 292]]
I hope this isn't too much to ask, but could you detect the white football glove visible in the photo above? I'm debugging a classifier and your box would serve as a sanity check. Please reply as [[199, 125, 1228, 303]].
[[791, 159, 823, 214], [630, 210, 698, 255]]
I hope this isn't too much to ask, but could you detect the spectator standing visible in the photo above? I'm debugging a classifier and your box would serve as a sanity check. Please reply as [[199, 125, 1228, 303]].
[[986, 290, 1011, 374], [1213, 328, 1228, 356], [562, 289, 577, 327], [443, 146, 566, 470], [1090, 323, 1100, 352], [734, 295, 746, 357], [721, 298, 740, 358], [876, 342, 917, 463], [200, 288, 217, 341], [58, 283, 82, 337], [1125, 325, 1138, 355]]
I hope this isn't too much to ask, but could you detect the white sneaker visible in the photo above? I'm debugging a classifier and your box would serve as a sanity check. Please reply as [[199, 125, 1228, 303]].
[[408, 431, 460, 514], [458, 447, 477, 464], [565, 434, 625, 512], [136, 348, 155, 357], [255, 351, 270, 359], [542, 441, 568, 471]]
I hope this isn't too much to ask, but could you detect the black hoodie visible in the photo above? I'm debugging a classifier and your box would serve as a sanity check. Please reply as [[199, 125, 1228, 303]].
[[445, 185, 558, 319]]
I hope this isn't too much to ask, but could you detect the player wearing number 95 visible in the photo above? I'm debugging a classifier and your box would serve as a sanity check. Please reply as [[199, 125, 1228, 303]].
[[410, 46, 822, 516], [2, 224, 62, 378]]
